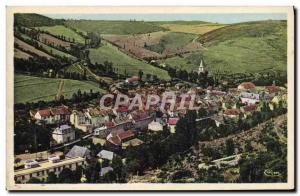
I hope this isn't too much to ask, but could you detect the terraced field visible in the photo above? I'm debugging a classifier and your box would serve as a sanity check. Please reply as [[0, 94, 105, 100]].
[[89, 42, 171, 80], [14, 37, 53, 59], [18, 33, 76, 60], [14, 48, 33, 60], [36, 25, 85, 44], [39, 33, 72, 49], [14, 74, 105, 103]]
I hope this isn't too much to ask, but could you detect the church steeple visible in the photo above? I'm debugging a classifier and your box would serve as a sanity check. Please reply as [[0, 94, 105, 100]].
[[198, 59, 205, 74]]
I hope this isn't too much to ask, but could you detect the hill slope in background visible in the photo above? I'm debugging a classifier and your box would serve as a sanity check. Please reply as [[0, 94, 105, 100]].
[[65, 20, 167, 35], [202, 20, 287, 73], [89, 42, 171, 80], [160, 23, 226, 35], [13, 14, 287, 78], [201, 20, 287, 46], [159, 20, 287, 73], [14, 13, 64, 27]]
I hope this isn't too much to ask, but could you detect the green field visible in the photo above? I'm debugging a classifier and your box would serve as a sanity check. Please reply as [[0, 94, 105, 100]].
[[159, 20, 287, 74], [14, 74, 105, 104], [89, 42, 170, 80], [63, 63, 85, 74], [202, 36, 286, 73], [158, 52, 202, 72], [65, 20, 166, 35], [160, 23, 225, 35], [36, 25, 85, 44], [201, 20, 287, 46], [146, 32, 197, 53]]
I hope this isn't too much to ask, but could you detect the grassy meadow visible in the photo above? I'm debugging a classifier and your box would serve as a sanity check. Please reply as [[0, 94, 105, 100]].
[[158, 20, 287, 74], [65, 20, 166, 35], [89, 42, 171, 80], [14, 74, 105, 104], [36, 25, 86, 44], [160, 23, 226, 35]]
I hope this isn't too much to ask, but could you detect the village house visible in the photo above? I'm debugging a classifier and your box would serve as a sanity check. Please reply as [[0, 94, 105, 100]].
[[107, 130, 135, 146], [223, 108, 241, 119], [100, 167, 114, 177], [84, 107, 111, 127], [241, 104, 257, 118], [92, 136, 107, 146], [94, 125, 111, 138], [262, 85, 282, 101], [265, 85, 281, 95], [31, 105, 70, 125], [113, 117, 133, 131], [14, 156, 86, 184], [52, 125, 75, 144], [148, 120, 163, 132], [94, 116, 133, 138], [66, 145, 91, 159], [168, 117, 179, 133], [70, 110, 92, 132], [97, 150, 114, 161], [125, 76, 139, 86], [107, 130, 143, 149], [113, 106, 129, 117], [237, 82, 256, 91], [130, 112, 154, 130], [240, 92, 260, 105]]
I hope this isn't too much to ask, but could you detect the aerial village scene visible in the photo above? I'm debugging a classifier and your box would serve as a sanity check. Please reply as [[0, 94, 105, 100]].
[[13, 13, 288, 184]]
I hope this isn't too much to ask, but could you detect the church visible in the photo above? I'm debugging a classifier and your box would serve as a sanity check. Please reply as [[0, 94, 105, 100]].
[[197, 59, 206, 75]]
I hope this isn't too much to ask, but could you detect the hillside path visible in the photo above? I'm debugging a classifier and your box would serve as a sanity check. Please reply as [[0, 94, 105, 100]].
[[56, 79, 65, 100]]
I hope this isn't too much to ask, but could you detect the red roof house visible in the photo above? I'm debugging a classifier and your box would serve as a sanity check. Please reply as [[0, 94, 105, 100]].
[[108, 130, 135, 146], [265, 85, 280, 94], [224, 109, 240, 118], [168, 118, 179, 126], [238, 82, 256, 90], [242, 104, 257, 113]]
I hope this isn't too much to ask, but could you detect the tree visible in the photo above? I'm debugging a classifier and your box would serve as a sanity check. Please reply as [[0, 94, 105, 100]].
[[146, 73, 151, 81], [239, 154, 265, 183], [174, 110, 197, 151], [102, 171, 116, 183], [58, 168, 74, 183], [47, 172, 57, 183], [225, 139, 235, 156], [198, 108, 207, 118], [138, 70, 144, 80], [27, 177, 42, 183]]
